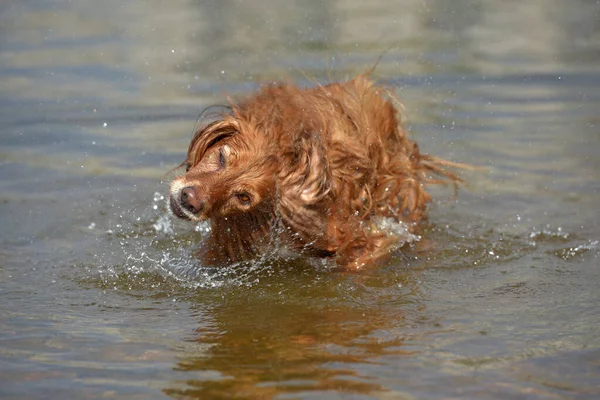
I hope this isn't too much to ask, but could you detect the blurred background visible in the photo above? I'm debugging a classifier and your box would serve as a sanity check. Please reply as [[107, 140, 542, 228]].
[[1, 1, 599, 399]]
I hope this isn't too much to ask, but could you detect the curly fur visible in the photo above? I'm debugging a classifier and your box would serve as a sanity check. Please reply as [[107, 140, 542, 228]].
[[169, 74, 461, 269]]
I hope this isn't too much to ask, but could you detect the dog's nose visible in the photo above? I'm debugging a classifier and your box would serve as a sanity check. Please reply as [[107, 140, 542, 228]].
[[180, 186, 204, 214]]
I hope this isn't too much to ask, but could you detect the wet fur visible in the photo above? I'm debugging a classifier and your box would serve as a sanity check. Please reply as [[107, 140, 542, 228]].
[[170, 74, 461, 269]]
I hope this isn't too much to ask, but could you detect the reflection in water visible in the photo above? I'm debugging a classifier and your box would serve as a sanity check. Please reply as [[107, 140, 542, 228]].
[[165, 269, 416, 398]]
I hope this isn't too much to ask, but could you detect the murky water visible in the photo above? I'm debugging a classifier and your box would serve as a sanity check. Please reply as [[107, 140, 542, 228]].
[[1, 1, 599, 399]]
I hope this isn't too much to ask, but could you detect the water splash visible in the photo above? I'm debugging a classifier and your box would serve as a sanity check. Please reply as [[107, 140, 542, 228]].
[[527, 225, 570, 246], [552, 240, 598, 261], [373, 216, 421, 246]]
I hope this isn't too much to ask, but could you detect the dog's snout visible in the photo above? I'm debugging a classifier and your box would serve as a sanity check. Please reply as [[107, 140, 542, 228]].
[[180, 186, 204, 214]]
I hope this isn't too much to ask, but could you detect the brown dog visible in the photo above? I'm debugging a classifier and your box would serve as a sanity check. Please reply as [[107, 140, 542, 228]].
[[169, 74, 460, 269]]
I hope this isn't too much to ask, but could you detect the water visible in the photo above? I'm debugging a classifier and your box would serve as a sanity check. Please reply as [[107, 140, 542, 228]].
[[1, 1, 599, 398]]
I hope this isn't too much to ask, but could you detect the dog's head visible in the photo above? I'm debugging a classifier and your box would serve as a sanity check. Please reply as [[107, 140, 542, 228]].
[[170, 117, 277, 222]]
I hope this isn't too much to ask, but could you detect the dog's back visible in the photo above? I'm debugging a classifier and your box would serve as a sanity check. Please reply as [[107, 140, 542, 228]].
[[236, 76, 430, 215]]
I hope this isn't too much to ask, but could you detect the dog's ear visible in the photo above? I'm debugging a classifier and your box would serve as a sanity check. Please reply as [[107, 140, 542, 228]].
[[277, 133, 331, 240], [188, 119, 239, 168]]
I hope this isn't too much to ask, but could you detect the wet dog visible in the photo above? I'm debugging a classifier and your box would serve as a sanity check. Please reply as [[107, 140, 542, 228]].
[[170, 74, 461, 269]]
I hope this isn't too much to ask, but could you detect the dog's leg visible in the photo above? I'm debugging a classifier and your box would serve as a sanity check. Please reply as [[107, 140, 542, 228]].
[[344, 234, 400, 270]]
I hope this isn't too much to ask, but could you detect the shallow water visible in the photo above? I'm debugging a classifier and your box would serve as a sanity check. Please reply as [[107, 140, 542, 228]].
[[1, 1, 599, 399]]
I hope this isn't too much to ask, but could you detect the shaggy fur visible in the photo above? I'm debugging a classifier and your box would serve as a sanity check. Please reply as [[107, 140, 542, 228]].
[[170, 74, 460, 269]]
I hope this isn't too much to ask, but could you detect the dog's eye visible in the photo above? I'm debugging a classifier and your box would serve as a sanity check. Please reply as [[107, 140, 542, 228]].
[[235, 192, 251, 205], [218, 148, 226, 168]]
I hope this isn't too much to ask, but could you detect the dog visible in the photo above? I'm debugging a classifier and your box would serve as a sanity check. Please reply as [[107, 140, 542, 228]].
[[169, 74, 461, 269]]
